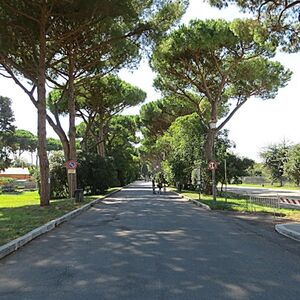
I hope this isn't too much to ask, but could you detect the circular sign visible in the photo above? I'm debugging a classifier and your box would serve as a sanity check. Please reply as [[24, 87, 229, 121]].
[[66, 160, 78, 169], [208, 160, 218, 170]]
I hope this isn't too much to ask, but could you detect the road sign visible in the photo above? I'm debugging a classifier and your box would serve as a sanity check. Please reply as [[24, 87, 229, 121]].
[[66, 160, 78, 169], [68, 169, 76, 174], [208, 160, 218, 170]]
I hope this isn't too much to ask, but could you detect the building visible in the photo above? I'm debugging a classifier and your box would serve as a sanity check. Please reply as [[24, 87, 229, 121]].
[[0, 168, 31, 180]]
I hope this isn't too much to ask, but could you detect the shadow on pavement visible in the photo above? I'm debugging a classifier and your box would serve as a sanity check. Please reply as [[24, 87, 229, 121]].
[[1, 181, 300, 299]]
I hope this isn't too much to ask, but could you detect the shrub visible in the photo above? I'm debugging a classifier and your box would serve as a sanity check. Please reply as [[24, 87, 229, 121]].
[[0, 177, 15, 193], [0, 177, 14, 186], [49, 151, 68, 199], [77, 152, 118, 195]]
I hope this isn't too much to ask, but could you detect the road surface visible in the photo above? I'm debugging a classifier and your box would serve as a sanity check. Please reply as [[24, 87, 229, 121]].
[[1, 181, 300, 299]]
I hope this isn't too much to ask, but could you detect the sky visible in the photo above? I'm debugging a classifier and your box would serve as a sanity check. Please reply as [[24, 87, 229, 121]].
[[0, 0, 299, 161]]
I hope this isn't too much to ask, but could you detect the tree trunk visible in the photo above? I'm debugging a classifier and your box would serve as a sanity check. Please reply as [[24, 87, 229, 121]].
[[37, 15, 50, 206], [202, 101, 218, 197], [204, 128, 216, 162], [67, 54, 77, 197], [96, 124, 106, 158]]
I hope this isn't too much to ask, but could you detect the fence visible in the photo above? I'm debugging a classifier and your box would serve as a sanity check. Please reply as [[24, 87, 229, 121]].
[[246, 195, 281, 218]]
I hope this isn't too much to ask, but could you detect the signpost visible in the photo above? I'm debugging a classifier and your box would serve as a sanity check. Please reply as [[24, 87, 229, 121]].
[[196, 167, 201, 200], [224, 159, 227, 202], [208, 160, 217, 201], [66, 160, 78, 198]]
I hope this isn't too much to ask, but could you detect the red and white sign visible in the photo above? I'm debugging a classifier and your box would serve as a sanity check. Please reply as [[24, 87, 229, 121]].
[[66, 160, 78, 169], [280, 197, 300, 206], [208, 160, 218, 170]]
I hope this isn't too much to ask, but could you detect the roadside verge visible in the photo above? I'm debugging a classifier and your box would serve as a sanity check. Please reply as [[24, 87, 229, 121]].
[[170, 189, 211, 210], [0, 188, 122, 260]]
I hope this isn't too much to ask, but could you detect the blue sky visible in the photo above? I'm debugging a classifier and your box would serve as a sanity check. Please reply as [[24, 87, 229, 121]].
[[0, 0, 299, 161]]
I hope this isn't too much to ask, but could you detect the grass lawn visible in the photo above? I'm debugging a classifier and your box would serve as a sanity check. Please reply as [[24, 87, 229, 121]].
[[178, 189, 300, 221], [0, 188, 120, 246], [229, 183, 300, 191]]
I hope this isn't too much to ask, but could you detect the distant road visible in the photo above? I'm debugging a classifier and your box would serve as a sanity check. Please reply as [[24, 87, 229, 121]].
[[225, 185, 300, 199], [1, 181, 300, 299]]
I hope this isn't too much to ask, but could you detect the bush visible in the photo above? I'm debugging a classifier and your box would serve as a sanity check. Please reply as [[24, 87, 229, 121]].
[[0, 178, 15, 193], [0, 177, 14, 186], [49, 151, 68, 199], [48, 150, 130, 198], [77, 152, 118, 195]]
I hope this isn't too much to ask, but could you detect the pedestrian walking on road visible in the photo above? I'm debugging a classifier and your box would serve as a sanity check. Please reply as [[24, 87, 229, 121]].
[[152, 178, 156, 194]]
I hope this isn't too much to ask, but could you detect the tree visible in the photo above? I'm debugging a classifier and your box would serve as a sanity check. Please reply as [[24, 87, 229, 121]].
[[218, 153, 255, 186], [77, 115, 141, 187], [139, 96, 196, 172], [50, 75, 146, 157], [261, 142, 290, 186], [285, 144, 300, 186], [76, 76, 146, 157], [208, 0, 300, 52], [106, 115, 141, 185], [140, 96, 195, 141], [247, 162, 267, 177], [0, 0, 187, 204], [155, 113, 206, 187], [46, 138, 63, 153], [13, 129, 37, 158], [0, 1, 60, 205], [151, 19, 292, 166], [0, 96, 15, 170]]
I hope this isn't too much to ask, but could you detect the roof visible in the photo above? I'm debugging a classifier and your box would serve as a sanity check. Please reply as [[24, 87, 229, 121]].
[[0, 168, 30, 175]]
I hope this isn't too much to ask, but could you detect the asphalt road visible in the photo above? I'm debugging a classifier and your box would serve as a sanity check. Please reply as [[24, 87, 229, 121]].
[[1, 181, 300, 300]]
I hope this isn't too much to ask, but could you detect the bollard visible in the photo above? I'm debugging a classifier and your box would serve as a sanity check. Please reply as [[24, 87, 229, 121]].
[[74, 189, 84, 202]]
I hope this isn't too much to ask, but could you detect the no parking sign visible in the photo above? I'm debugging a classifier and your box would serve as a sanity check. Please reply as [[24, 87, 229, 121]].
[[66, 160, 78, 173]]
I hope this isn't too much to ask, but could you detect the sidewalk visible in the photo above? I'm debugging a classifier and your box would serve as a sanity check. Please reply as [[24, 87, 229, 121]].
[[275, 223, 300, 242]]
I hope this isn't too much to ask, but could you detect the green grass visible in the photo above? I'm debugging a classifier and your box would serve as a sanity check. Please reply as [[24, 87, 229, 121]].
[[178, 189, 300, 221], [229, 183, 300, 191], [0, 188, 120, 246]]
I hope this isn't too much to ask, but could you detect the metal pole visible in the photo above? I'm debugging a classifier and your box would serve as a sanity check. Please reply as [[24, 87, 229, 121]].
[[198, 171, 201, 202], [212, 168, 216, 201], [224, 159, 227, 203], [70, 173, 72, 199]]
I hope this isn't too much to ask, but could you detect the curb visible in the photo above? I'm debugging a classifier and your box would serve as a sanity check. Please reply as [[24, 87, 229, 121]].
[[0, 188, 122, 260], [170, 190, 211, 210], [275, 223, 300, 242]]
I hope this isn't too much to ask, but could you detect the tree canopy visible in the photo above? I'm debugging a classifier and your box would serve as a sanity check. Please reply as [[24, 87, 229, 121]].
[[151, 19, 292, 163], [208, 0, 300, 52], [285, 144, 300, 186], [13, 129, 37, 157], [49, 75, 146, 156], [261, 141, 290, 186], [0, 0, 187, 205], [140, 96, 195, 142]]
